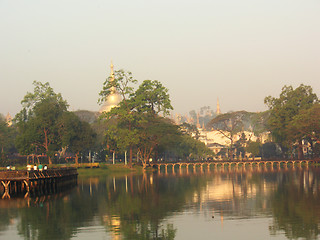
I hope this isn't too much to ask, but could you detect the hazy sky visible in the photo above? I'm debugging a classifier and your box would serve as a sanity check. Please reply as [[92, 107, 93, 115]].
[[1, 0, 319, 117]]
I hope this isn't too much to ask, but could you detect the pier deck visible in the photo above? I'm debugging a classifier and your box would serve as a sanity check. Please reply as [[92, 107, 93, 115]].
[[0, 168, 78, 199]]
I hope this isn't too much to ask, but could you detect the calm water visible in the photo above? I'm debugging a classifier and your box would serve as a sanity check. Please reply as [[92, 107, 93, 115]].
[[0, 166, 320, 240]]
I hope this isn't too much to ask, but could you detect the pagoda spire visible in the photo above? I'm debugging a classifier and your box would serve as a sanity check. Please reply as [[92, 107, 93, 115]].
[[196, 112, 201, 129], [216, 97, 221, 115], [99, 61, 122, 113], [110, 60, 116, 94], [110, 60, 114, 81]]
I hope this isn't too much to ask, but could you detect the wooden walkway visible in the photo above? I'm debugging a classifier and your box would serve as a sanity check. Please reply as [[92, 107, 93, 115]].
[[151, 159, 320, 174], [0, 168, 78, 199]]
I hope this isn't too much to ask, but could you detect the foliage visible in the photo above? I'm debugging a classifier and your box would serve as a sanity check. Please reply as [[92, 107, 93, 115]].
[[179, 122, 200, 139], [133, 80, 173, 116], [176, 134, 212, 160], [264, 84, 319, 158], [246, 140, 262, 157], [15, 95, 68, 164], [234, 132, 247, 158], [15, 81, 96, 164], [99, 69, 138, 167], [289, 104, 320, 157], [261, 142, 281, 159], [0, 117, 17, 163], [73, 110, 98, 124], [207, 111, 246, 159], [99, 69, 137, 103], [101, 75, 175, 168], [100, 70, 211, 168], [59, 112, 96, 164]]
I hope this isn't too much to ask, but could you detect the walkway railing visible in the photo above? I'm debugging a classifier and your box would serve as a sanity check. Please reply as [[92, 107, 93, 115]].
[[150, 159, 320, 174], [0, 167, 78, 199]]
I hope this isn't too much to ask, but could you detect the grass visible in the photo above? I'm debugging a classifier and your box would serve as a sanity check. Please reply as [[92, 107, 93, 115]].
[[0, 162, 145, 178], [76, 163, 144, 177]]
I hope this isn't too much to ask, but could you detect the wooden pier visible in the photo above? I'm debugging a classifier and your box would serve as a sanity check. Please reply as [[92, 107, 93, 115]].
[[0, 168, 78, 199]]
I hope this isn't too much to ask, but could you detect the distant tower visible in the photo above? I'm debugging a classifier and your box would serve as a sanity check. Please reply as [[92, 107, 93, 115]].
[[216, 98, 221, 115], [99, 61, 122, 113], [196, 112, 201, 129]]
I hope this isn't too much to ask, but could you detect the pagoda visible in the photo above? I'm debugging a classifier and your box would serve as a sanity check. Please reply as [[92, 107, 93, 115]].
[[99, 62, 122, 113]]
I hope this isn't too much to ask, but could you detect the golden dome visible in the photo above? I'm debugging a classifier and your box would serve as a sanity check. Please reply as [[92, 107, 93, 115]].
[[99, 61, 122, 113], [99, 92, 122, 113]]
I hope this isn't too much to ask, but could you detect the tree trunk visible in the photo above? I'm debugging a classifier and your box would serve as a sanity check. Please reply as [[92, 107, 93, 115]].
[[230, 138, 234, 161], [298, 139, 303, 160], [48, 156, 52, 165], [75, 153, 79, 165], [129, 146, 133, 168], [142, 161, 147, 171]]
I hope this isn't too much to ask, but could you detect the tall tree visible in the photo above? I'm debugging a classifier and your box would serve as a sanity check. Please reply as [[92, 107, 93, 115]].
[[99, 69, 137, 167], [133, 80, 173, 116], [0, 117, 17, 163], [264, 84, 318, 159], [59, 112, 96, 164], [289, 103, 320, 158], [15, 81, 68, 164], [207, 111, 246, 160], [101, 75, 175, 169]]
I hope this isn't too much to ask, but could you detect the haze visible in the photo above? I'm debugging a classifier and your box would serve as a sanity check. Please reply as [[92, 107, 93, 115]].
[[1, 0, 319, 116]]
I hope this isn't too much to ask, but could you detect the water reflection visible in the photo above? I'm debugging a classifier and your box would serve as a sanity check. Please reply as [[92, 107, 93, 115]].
[[0, 166, 320, 240]]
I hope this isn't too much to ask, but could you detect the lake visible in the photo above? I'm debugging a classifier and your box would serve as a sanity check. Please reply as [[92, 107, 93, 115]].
[[0, 165, 319, 240]]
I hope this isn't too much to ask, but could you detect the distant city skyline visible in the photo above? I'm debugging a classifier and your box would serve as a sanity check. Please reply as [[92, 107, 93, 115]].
[[1, 0, 319, 117]]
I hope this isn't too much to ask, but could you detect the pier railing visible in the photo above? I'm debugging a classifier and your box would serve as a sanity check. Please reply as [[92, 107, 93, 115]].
[[0, 167, 78, 199]]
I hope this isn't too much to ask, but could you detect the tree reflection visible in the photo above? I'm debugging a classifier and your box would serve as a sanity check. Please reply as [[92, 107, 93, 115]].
[[269, 169, 320, 239], [97, 173, 207, 240], [1, 167, 320, 239]]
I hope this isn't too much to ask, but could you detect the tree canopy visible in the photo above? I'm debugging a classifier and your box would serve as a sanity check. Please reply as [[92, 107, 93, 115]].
[[15, 81, 96, 164], [99, 70, 211, 168], [264, 84, 319, 158]]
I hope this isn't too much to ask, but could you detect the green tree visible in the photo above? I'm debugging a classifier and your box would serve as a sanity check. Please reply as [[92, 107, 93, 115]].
[[99, 69, 137, 167], [246, 140, 261, 158], [100, 75, 174, 169], [59, 112, 96, 164], [15, 81, 68, 164], [0, 117, 17, 163], [264, 84, 318, 159], [207, 111, 246, 160], [179, 122, 200, 139], [136, 115, 179, 168], [234, 132, 247, 159], [289, 103, 320, 158], [133, 80, 173, 116]]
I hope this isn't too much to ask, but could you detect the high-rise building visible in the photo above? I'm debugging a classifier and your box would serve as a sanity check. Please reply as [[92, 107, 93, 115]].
[[99, 62, 122, 113]]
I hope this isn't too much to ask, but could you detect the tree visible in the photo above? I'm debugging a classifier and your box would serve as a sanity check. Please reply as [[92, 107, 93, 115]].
[[179, 122, 200, 139], [264, 84, 318, 159], [136, 115, 180, 168], [289, 103, 320, 158], [15, 81, 68, 164], [104, 79, 174, 169], [59, 112, 96, 164], [133, 80, 173, 116], [99, 72, 174, 167], [0, 117, 17, 163], [128, 80, 173, 168], [99, 69, 137, 167], [207, 111, 246, 160], [234, 132, 247, 159], [246, 141, 262, 158]]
